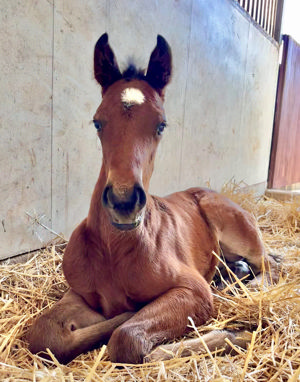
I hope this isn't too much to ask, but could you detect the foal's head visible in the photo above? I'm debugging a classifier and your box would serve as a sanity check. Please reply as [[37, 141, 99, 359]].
[[93, 33, 172, 231]]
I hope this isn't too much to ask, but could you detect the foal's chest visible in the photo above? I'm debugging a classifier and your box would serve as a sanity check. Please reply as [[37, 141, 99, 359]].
[[93, 256, 169, 316], [66, 252, 165, 318]]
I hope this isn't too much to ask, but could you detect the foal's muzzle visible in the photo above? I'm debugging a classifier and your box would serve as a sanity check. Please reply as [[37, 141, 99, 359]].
[[102, 184, 146, 230]]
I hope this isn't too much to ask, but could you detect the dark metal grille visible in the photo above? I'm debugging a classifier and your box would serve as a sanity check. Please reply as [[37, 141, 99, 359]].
[[235, 0, 284, 41]]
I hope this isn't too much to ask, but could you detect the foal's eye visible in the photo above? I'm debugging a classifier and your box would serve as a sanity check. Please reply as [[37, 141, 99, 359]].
[[157, 122, 167, 136], [93, 120, 102, 131]]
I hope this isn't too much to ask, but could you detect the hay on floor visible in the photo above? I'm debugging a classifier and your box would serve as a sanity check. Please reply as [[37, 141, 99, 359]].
[[0, 192, 299, 381]]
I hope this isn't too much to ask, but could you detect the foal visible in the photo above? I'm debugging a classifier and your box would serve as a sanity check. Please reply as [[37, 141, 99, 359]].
[[28, 33, 277, 364]]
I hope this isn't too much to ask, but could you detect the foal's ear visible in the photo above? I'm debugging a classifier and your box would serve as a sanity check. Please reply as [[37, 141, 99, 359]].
[[94, 33, 122, 93], [146, 35, 172, 96]]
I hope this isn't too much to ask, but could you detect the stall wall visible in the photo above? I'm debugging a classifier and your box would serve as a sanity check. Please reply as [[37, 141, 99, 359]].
[[0, 0, 279, 259]]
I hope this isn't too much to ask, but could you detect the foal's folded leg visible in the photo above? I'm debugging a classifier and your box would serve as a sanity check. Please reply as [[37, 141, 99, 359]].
[[146, 329, 252, 362], [27, 289, 134, 364], [107, 272, 213, 364], [197, 191, 281, 286]]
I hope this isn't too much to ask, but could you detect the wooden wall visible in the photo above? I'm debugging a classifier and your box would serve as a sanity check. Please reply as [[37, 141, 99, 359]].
[[268, 35, 300, 189]]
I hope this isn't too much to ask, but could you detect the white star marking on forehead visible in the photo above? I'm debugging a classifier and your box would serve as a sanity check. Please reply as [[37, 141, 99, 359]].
[[121, 88, 145, 107]]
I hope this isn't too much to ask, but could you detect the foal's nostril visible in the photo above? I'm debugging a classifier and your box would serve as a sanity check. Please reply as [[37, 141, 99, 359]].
[[102, 185, 114, 208], [135, 185, 146, 209]]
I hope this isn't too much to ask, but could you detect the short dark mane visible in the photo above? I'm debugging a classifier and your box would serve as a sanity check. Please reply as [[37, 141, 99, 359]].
[[122, 64, 146, 82]]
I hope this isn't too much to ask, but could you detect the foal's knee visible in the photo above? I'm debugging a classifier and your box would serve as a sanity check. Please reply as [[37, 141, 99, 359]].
[[107, 324, 151, 364], [27, 315, 74, 364]]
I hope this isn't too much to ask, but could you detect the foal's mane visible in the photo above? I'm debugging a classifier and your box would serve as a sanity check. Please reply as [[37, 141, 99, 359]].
[[122, 64, 146, 82]]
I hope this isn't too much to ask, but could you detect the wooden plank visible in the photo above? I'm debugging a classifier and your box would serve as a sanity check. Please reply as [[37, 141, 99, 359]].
[[268, 36, 287, 189], [268, 36, 300, 188]]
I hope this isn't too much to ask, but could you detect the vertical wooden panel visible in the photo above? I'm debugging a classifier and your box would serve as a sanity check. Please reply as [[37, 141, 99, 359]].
[[268, 36, 300, 188]]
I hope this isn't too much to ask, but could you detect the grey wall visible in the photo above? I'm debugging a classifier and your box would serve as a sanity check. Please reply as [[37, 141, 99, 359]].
[[0, 0, 279, 259]]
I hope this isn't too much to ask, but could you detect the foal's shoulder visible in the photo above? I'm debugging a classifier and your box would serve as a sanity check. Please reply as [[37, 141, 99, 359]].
[[149, 188, 218, 215]]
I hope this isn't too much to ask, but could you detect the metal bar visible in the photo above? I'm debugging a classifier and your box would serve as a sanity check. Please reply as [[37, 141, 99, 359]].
[[270, 0, 277, 38], [249, 0, 253, 17], [266, 0, 271, 34], [257, 0, 262, 27], [268, 0, 273, 34], [274, 0, 284, 41], [253, 0, 258, 22], [235, 0, 282, 40], [261, 0, 267, 30], [269, 0, 274, 35], [269, 0, 274, 34]]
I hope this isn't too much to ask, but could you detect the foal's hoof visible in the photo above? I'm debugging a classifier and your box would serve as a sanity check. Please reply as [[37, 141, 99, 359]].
[[248, 253, 283, 289], [213, 259, 252, 290]]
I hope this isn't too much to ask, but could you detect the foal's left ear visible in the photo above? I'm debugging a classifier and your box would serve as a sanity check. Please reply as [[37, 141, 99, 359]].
[[94, 33, 122, 93], [146, 35, 172, 96]]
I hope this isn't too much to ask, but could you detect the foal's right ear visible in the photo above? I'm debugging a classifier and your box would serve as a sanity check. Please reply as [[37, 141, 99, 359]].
[[94, 33, 122, 93], [146, 35, 172, 97]]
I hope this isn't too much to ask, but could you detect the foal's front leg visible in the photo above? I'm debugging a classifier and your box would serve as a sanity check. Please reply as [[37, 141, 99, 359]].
[[107, 274, 213, 364], [28, 289, 133, 364]]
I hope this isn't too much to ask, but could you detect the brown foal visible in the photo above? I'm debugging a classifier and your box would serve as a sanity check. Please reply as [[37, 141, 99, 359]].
[[28, 33, 277, 364]]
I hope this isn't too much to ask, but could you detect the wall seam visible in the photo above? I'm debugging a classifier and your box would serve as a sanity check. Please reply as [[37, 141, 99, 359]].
[[50, 0, 55, 229], [238, 20, 251, 171], [106, 0, 110, 32], [178, 0, 193, 187]]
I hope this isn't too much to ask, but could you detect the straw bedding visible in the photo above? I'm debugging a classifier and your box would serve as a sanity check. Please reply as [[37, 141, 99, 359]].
[[0, 191, 299, 381]]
